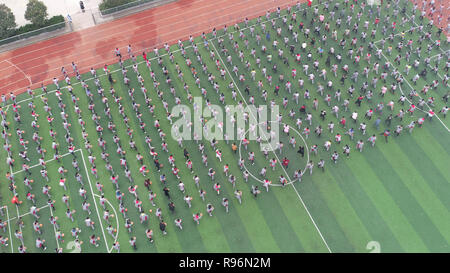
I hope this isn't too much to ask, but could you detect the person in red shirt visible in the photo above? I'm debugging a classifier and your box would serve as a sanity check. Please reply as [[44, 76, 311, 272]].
[[307, 0, 312, 7], [11, 194, 22, 206], [282, 157, 290, 168], [382, 130, 390, 143], [340, 117, 346, 127], [408, 104, 416, 115], [356, 96, 364, 107], [299, 105, 306, 114]]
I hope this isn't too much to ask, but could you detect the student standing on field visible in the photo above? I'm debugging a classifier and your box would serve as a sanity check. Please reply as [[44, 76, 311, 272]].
[[160, 220, 167, 235]]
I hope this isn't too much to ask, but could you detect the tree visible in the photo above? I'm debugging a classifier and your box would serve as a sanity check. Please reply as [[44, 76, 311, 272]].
[[0, 4, 17, 39], [24, 0, 48, 27]]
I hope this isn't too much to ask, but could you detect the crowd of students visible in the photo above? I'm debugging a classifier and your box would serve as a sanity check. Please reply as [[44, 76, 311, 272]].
[[0, 0, 448, 252]]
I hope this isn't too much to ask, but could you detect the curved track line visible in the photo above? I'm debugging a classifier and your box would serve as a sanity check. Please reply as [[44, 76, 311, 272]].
[[4, 60, 32, 86]]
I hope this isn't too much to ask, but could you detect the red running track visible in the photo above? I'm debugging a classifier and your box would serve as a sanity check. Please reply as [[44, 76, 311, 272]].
[[408, 0, 449, 36], [0, 0, 303, 97]]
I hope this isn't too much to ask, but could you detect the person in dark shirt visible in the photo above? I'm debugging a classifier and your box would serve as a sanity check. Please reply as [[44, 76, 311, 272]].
[[299, 105, 306, 114], [160, 221, 167, 235], [108, 73, 115, 84], [297, 146, 305, 157], [144, 179, 152, 191], [244, 86, 250, 95], [442, 92, 449, 103], [154, 159, 161, 172], [290, 45, 295, 53], [168, 202, 175, 213], [163, 187, 171, 200], [355, 96, 364, 107], [320, 110, 327, 120], [385, 114, 393, 126]]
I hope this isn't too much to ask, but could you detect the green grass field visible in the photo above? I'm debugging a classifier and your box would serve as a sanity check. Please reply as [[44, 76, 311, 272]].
[[0, 0, 449, 253]]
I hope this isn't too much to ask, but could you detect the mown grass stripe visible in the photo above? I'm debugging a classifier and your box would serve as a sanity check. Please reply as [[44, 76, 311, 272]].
[[394, 134, 450, 209], [99, 64, 208, 252], [297, 169, 373, 252], [368, 145, 449, 252], [411, 126, 450, 182], [108, 64, 210, 252], [343, 148, 428, 252], [324, 156, 405, 252], [135, 58, 261, 253], [291, 174, 356, 252], [70, 68, 177, 252]]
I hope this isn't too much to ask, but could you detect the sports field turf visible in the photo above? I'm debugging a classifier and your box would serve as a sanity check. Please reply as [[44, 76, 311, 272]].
[[0, 0, 449, 253]]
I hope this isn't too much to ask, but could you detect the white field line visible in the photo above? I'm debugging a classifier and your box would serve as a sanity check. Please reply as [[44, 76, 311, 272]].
[[0, 0, 283, 78], [238, 121, 310, 187], [93, 193, 119, 253], [426, 63, 444, 80], [12, 151, 74, 175], [211, 40, 332, 253], [4, 206, 14, 253], [388, 47, 449, 69], [404, 12, 446, 54], [5, 45, 192, 108], [209, 2, 322, 42], [8, 204, 50, 221], [0, 0, 299, 95], [4, 97, 60, 252], [0, 1, 196, 66], [378, 14, 448, 96], [1, 81, 23, 254], [429, 49, 450, 59], [4, 1, 318, 105], [80, 148, 110, 253], [8, 161, 18, 252], [376, 50, 425, 114], [375, 44, 450, 132], [11, 200, 51, 251], [373, 26, 421, 43], [4, 60, 32, 86], [48, 206, 60, 250], [14, 205, 22, 248], [397, 84, 428, 116], [9, 159, 23, 234]]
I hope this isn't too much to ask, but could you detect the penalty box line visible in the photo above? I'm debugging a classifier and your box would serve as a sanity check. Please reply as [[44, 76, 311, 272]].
[[1, 206, 14, 253], [374, 44, 450, 133], [12, 150, 81, 175], [80, 148, 110, 253], [93, 193, 119, 253]]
